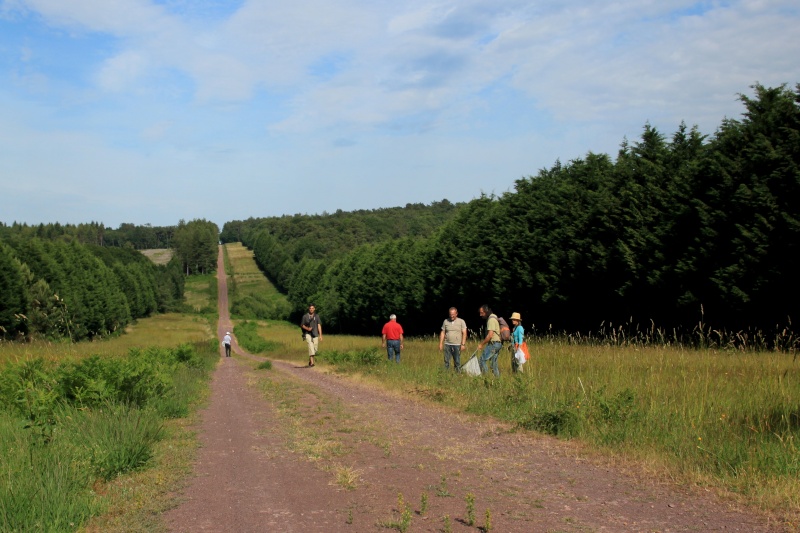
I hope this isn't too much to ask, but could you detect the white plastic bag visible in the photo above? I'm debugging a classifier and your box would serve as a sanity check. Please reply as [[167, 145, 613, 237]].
[[460, 354, 481, 376], [514, 348, 526, 365]]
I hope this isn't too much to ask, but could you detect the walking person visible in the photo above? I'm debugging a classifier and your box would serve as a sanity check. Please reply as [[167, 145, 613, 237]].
[[222, 331, 232, 357], [510, 312, 524, 373], [301, 304, 322, 367], [476, 305, 502, 376], [381, 314, 404, 363], [439, 307, 467, 371]]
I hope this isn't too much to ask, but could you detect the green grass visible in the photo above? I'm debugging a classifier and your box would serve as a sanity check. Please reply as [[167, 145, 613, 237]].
[[224, 243, 290, 320], [260, 321, 800, 517], [233, 321, 283, 355], [0, 328, 218, 532], [182, 273, 217, 314]]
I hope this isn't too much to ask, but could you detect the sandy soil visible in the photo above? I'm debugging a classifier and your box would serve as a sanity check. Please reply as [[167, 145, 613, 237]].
[[162, 246, 787, 532]]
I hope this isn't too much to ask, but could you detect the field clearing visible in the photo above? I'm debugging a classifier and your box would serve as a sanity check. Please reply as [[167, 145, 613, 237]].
[[254, 320, 800, 518], [0, 313, 213, 366], [183, 273, 217, 313], [139, 248, 174, 265], [224, 242, 290, 320]]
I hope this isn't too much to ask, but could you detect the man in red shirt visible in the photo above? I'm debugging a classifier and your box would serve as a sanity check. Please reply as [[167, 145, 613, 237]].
[[381, 314, 404, 363]]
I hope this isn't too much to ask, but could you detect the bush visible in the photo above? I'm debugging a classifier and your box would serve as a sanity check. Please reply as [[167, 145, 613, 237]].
[[518, 407, 580, 437], [0, 342, 218, 530], [318, 348, 383, 367]]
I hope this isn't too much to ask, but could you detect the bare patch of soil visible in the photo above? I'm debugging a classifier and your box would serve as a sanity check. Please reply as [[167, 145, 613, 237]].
[[163, 248, 789, 532]]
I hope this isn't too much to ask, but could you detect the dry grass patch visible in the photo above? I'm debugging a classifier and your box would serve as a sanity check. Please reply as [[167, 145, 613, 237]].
[[331, 464, 362, 490], [139, 249, 174, 265]]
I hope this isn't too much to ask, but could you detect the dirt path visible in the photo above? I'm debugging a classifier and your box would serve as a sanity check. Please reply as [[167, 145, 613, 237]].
[[163, 246, 785, 532]]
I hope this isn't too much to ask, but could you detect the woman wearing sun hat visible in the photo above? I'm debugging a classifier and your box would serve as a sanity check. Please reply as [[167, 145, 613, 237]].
[[509, 312, 525, 373]]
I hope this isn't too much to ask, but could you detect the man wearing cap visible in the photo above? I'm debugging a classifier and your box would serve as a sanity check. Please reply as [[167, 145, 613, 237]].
[[381, 314, 404, 363], [439, 307, 467, 371], [222, 331, 232, 357]]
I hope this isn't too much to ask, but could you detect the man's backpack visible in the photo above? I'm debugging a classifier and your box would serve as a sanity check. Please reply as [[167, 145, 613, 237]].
[[496, 316, 511, 342]]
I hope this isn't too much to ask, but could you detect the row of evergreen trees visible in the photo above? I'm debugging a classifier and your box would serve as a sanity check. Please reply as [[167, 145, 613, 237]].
[[0, 236, 184, 341], [223, 200, 462, 293], [0, 221, 176, 249], [173, 219, 219, 275], [225, 83, 799, 337]]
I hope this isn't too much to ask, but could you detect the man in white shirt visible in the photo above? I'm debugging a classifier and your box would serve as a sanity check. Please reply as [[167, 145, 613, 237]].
[[222, 331, 232, 357]]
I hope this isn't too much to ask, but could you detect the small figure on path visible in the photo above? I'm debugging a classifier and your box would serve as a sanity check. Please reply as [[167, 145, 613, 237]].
[[439, 307, 467, 371], [510, 312, 525, 373], [301, 304, 322, 367], [477, 304, 502, 376], [222, 331, 232, 357], [381, 314, 404, 363]]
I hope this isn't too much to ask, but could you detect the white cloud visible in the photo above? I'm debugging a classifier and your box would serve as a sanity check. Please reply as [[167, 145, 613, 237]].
[[96, 50, 149, 92], [2, 0, 799, 225]]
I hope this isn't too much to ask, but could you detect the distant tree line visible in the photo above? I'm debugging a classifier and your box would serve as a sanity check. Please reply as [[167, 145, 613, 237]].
[[173, 219, 219, 275], [0, 218, 219, 340], [221, 200, 462, 293], [0, 236, 185, 341], [1, 218, 219, 274], [0, 221, 176, 249], [225, 83, 800, 338]]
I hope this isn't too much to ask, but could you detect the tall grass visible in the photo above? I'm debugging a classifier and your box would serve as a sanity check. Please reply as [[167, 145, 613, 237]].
[[258, 321, 799, 515]]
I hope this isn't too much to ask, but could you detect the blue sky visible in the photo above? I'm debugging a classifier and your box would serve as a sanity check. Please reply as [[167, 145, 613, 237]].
[[2, 0, 798, 229]]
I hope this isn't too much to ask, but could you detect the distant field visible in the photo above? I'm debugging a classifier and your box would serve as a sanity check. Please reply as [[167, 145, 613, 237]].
[[224, 242, 291, 320], [184, 273, 217, 313], [140, 248, 174, 265]]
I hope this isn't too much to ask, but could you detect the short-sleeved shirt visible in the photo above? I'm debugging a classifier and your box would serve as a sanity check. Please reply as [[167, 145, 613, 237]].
[[382, 321, 404, 340], [486, 315, 500, 343], [441, 317, 467, 345], [512, 324, 524, 345], [301, 313, 321, 337]]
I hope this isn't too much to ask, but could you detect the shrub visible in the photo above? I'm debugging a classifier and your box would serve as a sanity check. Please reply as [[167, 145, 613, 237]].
[[518, 407, 580, 437]]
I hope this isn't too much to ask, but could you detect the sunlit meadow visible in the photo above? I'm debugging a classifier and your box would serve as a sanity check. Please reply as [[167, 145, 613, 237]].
[[256, 319, 799, 517]]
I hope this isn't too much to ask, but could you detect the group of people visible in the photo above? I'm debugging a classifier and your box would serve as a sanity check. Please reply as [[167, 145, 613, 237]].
[[437, 305, 525, 376], [383, 304, 526, 376], [223, 303, 526, 376]]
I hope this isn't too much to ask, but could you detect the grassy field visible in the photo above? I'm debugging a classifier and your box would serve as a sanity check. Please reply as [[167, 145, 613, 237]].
[[250, 320, 799, 521], [139, 248, 174, 265], [224, 242, 291, 320], [183, 273, 217, 314], [0, 313, 213, 367]]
